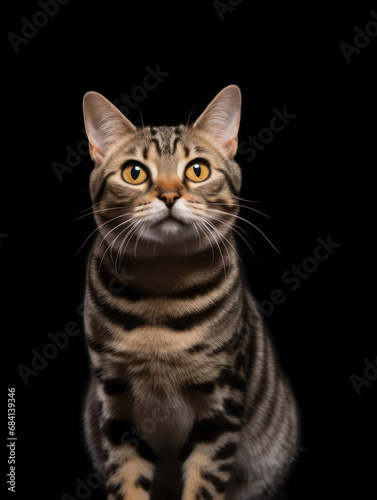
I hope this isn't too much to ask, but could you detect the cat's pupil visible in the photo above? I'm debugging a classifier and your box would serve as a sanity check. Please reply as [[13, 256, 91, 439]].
[[193, 164, 201, 177], [131, 165, 141, 180]]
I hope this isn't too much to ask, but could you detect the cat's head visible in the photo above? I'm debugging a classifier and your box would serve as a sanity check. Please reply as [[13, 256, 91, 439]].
[[83, 85, 242, 258]]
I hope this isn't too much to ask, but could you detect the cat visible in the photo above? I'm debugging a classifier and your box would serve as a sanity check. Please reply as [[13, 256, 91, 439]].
[[81, 85, 299, 500]]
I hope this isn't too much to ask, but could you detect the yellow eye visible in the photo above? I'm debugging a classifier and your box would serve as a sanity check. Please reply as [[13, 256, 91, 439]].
[[122, 163, 148, 185], [185, 161, 210, 182]]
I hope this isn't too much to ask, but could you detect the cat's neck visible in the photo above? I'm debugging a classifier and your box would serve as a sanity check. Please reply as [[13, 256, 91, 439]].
[[93, 236, 240, 293]]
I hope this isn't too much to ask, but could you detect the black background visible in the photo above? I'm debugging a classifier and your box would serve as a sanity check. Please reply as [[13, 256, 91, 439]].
[[3, 1, 376, 499]]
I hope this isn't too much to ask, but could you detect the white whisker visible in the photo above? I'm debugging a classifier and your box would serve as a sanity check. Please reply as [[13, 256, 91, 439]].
[[200, 216, 239, 271], [192, 221, 202, 250], [98, 217, 134, 254], [74, 206, 132, 222], [111, 220, 139, 266], [134, 221, 146, 259], [97, 218, 135, 271], [211, 202, 271, 219], [207, 214, 258, 263], [75, 213, 127, 255], [119, 220, 141, 264], [115, 220, 141, 271], [73, 202, 100, 217], [182, 237, 188, 255], [233, 195, 262, 203], [197, 217, 227, 277], [205, 207, 281, 255], [196, 219, 215, 265]]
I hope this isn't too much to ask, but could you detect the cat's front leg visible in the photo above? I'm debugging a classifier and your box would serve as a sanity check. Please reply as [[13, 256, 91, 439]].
[[181, 413, 241, 500], [102, 417, 156, 500]]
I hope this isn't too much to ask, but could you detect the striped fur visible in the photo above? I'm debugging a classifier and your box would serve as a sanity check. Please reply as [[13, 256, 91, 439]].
[[82, 87, 299, 499]]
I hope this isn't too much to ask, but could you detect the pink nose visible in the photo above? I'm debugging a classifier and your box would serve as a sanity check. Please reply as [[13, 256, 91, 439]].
[[159, 191, 180, 208]]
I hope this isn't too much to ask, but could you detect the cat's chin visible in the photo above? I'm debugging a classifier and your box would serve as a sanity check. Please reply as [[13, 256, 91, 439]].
[[156, 218, 185, 233], [137, 219, 198, 248]]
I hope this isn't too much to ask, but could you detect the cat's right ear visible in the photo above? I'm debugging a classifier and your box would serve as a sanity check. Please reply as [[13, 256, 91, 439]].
[[83, 91, 136, 165], [193, 85, 241, 159]]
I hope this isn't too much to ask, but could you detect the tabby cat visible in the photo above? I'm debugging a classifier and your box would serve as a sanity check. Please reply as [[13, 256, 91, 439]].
[[81, 85, 299, 500]]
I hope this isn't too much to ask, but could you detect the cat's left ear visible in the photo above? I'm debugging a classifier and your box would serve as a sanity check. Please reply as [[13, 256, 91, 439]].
[[194, 85, 241, 159], [83, 91, 136, 165]]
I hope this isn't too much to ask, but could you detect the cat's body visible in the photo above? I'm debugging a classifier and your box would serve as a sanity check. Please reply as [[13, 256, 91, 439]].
[[81, 87, 299, 500]]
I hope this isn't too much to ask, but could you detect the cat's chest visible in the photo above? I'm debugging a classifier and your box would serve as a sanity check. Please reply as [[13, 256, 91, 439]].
[[130, 378, 218, 454], [116, 342, 223, 450], [113, 322, 226, 383], [131, 390, 196, 452], [122, 333, 215, 390]]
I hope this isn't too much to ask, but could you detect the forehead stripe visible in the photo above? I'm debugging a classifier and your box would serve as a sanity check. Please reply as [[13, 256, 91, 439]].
[[216, 168, 238, 195], [172, 136, 181, 155], [151, 138, 162, 156]]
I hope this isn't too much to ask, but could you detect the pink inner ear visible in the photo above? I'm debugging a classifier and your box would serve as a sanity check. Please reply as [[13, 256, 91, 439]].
[[89, 141, 104, 164], [225, 137, 238, 158]]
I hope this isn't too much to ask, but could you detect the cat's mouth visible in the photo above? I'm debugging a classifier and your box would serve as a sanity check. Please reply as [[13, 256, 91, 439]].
[[153, 213, 185, 227], [134, 203, 198, 247]]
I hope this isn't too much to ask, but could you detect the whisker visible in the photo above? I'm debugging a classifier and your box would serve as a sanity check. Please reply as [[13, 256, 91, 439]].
[[115, 220, 140, 271], [110, 221, 137, 265], [200, 216, 242, 265], [192, 221, 202, 250], [134, 220, 146, 259], [119, 220, 141, 263], [182, 237, 188, 256], [204, 207, 281, 255], [198, 217, 227, 278], [98, 217, 134, 253], [211, 202, 271, 219], [192, 207, 252, 253], [233, 195, 262, 203], [75, 213, 127, 255], [207, 214, 259, 263], [185, 98, 200, 126], [73, 203, 100, 217], [145, 222, 153, 249], [74, 207, 133, 222], [196, 219, 215, 265], [139, 108, 145, 128], [97, 218, 135, 271]]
